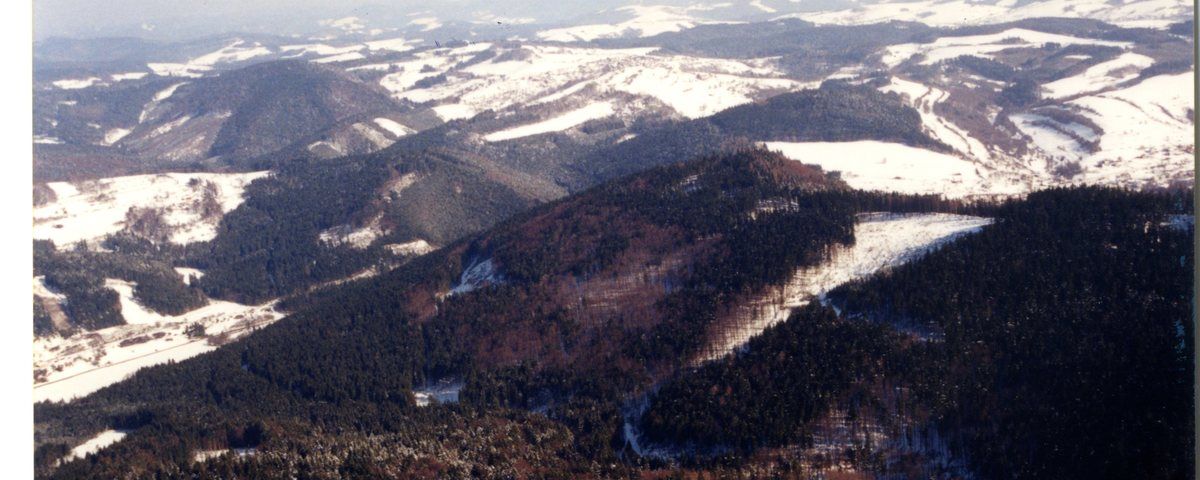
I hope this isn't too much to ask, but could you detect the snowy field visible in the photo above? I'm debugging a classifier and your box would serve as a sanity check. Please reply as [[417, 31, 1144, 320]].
[[34, 171, 268, 246], [697, 212, 993, 363], [764, 141, 996, 198], [33, 280, 282, 403]]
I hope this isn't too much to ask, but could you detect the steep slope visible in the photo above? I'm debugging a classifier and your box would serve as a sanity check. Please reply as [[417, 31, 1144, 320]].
[[122, 60, 404, 165]]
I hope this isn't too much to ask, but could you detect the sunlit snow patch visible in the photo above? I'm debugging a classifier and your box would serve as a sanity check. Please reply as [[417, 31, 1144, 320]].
[[61, 430, 127, 463]]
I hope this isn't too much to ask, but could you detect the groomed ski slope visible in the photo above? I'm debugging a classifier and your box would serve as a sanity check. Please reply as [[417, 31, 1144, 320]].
[[697, 212, 993, 363]]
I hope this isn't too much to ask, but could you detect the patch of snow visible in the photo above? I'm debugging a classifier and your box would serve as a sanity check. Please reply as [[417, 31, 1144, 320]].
[[150, 115, 192, 137], [190, 40, 272, 67], [147, 63, 208, 78], [1010, 113, 1088, 161], [318, 214, 387, 249], [449, 257, 502, 295], [33, 171, 269, 246], [484, 102, 615, 141], [386, 239, 434, 256], [53, 77, 104, 90], [35, 135, 64, 145], [351, 122, 394, 149], [193, 448, 257, 462], [373, 118, 415, 137], [102, 128, 132, 146], [110, 72, 149, 82], [750, 0, 777, 13], [365, 37, 418, 52], [432, 103, 477, 121], [62, 430, 127, 462]]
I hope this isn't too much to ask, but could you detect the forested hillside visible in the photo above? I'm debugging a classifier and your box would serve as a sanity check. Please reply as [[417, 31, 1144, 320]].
[[638, 187, 1193, 477]]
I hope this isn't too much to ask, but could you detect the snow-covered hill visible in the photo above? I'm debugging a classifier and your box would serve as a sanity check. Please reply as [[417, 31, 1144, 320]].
[[34, 171, 267, 246], [372, 42, 805, 122]]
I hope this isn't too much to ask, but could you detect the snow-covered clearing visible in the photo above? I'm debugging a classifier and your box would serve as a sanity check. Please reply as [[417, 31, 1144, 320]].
[[174, 267, 205, 285], [697, 212, 993, 363], [373, 117, 415, 137], [33, 286, 282, 403], [880, 28, 1131, 68], [1009, 113, 1089, 162], [34, 171, 268, 246], [414, 379, 463, 406], [62, 430, 127, 462], [192, 448, 257, 462], [484, 102, 614, 141], [53, 77, 104, 90], [1043, 53, 1155, 99], [784, 0, 1192, 29], [764, 141, 990, 198]]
